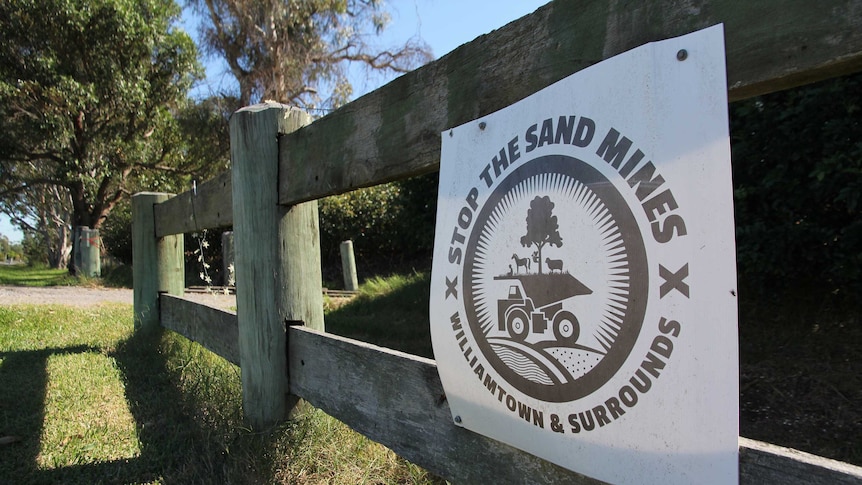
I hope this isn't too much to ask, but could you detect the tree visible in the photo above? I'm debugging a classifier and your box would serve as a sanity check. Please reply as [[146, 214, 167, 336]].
[[0, 0, 201, 272], [1, 180, 73, 268], [520, 195, 563, 274], [190, 0, 432, 108]]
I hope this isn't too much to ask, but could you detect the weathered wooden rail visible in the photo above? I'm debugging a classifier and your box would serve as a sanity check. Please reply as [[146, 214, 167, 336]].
[[132, 0, 862, 482], [154, 297, 862, 483]]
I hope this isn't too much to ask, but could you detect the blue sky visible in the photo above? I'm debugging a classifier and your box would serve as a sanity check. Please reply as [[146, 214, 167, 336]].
[[0, 0, 548, 243], [183, 0, 547, 99]]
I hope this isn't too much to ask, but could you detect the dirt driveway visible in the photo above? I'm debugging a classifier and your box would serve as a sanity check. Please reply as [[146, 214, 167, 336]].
[[0, 285, 236, 310]]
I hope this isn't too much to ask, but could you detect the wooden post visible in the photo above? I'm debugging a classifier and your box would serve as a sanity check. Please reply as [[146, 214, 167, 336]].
[[340, 240, 359, 291], [230, 102, 324, 429], [132, 192, 185, 330]]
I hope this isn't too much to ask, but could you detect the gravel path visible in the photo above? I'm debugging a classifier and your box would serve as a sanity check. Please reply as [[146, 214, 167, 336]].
[[0, 285, 236, 310]]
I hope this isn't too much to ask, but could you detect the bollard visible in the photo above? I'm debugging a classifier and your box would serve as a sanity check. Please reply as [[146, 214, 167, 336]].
[[340, 240, 359, 291]]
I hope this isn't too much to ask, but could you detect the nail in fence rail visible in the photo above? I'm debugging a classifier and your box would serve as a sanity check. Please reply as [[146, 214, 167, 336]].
[[154, 171, 233, 238], [132, 0, 862, 481]]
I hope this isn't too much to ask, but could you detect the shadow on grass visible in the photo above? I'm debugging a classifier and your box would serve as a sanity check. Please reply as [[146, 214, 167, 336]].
[[0, 265, 77, 287], [0, 328, 286, 484], [324, 272, 434, 359], [0, 346, 93, 483]]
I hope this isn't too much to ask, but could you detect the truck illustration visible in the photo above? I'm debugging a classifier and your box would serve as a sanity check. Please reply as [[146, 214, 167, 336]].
[[493, 273, 592, 345]]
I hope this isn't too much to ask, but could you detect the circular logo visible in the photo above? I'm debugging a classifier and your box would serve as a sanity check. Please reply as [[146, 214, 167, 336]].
[[463, 155, 648, 402]]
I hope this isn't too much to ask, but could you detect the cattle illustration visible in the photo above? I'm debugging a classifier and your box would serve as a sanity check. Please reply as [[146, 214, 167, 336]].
[[545, 258, 563, 273]]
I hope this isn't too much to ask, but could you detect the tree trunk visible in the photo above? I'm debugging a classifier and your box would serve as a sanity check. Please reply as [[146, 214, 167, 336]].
[[537, 243, 544, 274], [48, 223, 71, 269]]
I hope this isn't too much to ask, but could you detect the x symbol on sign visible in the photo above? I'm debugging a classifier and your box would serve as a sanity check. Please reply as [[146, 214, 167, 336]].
[[659, 264, 689, 298], [445, 276, 459, 300]]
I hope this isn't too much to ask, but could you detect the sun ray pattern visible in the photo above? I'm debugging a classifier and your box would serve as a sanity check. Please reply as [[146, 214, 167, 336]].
[[467, 169, 633, 384]]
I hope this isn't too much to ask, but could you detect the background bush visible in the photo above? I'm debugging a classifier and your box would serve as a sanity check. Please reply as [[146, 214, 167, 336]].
[[731, 72, 862, 296], [318, 173, 438, 283]]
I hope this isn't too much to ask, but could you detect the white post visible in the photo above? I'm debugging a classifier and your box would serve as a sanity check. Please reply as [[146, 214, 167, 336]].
[[340, 240, 359, 291]]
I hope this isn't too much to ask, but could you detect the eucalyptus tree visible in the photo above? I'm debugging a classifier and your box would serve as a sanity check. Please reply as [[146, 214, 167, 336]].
[[0, 0, 202, 270], [190, 0, 432, 109], [1, 173, 74, 268]]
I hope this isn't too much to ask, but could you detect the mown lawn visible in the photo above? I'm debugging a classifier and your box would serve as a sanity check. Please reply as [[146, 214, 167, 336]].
[[1, 266, 859, 484], [0, 296, 441, 484], [0, 265, 78, 287]]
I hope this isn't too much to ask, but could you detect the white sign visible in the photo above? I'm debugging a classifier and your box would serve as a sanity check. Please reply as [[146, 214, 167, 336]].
[[430, 25, 737, 484]]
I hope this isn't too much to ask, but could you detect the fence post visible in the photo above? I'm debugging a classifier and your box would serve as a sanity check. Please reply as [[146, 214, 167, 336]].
[[132, 192, 185, 330], [340, 240, 359, 291], [230, 102, 324, 429]]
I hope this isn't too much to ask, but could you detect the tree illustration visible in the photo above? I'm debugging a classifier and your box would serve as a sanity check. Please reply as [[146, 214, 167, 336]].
[[520, 196, 563, 274]]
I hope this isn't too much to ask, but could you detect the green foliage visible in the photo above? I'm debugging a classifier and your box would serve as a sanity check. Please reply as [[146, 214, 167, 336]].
[[318, 173, 438, 279], [174, 95, 235, 179], [0, 0, 201, 236], [189, 0, 431, 108], [0, 235, 23, 261], [20, 231, 50, 267], [319, 182, 403, 268], [731, 72, 862, 294], [100, 201, 133, 264], [394, 172, 438, 258]]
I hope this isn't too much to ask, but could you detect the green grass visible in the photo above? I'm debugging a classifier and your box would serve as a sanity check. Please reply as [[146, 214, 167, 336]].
[[0, 301, 442, 484], [5, 267, 856, 483], [0, 265, 79, 287], [324, 272, 433, 358]]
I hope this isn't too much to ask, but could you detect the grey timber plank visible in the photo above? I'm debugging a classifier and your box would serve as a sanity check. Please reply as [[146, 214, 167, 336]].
[[154, 171, 232, 237], [287, 326, 862, 484], [287, 325, 613, 484], [278, 0, 862, 206], [160, 294, 240, 366], [739, 437, 862, 484]]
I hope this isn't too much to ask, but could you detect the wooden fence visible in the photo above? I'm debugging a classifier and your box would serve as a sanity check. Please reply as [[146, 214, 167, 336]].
[[132, 1, 862, 482]]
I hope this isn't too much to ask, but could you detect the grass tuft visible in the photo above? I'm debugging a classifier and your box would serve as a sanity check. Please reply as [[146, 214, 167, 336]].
[[325, 272, 434, 358]]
